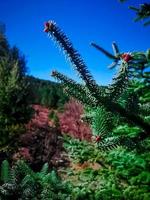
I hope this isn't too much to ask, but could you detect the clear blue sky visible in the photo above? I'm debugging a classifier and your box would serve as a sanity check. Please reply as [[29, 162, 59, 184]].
[[0, 0, 150, 85]]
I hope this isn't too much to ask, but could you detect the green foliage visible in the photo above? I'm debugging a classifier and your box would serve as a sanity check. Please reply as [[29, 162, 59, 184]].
[[64, 136, 93, 163], [130, 3, 150, 26], [0, 160, 9, 184], [26, 75, 69, 109], [63, 135, 105, 165], [0, 34, 33, 148], [119, 1, 150, 26], [51, 71, 99, 107], [42, 17, 150, 200], [48, 110, 60, 127], [84, 106, 117, 138], [0, 33, 9, 57], [0, 124, 25, 150], [63, 135, 150, 200], [48, 110, 55, 120], [106, 148, 150, 199], [0, 160, 72, 199], [92, 42, 150, 83], [113, 125, 141, 137], [0, 58, 32, 147], [44, 21, 150, 150], [1, 136, 149, 199]]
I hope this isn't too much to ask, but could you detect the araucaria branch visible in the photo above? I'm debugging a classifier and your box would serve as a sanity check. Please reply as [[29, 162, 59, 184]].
[[44, 21, 150, 146]]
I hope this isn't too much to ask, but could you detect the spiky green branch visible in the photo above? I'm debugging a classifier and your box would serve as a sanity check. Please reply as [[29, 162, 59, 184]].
[[45, 21, 104, 102], [92, 41, 150, 82], [44, 21, 150, 139], [130, 3, 150, 26], [51, 70, 98, 107], [106, 63, 129, 101]]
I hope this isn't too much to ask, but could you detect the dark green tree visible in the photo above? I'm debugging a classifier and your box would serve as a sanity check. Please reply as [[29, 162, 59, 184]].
[[26, 75, 68, 108], [0, 33, 9, 57], [0, 33, 32, 147]]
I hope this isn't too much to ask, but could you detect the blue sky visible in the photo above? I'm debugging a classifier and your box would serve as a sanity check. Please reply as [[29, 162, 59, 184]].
[[0, 0, 150, 85]]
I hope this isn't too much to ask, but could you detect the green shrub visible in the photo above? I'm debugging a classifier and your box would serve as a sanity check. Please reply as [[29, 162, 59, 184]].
[[0, 160, 72, 199], [0, 34, 33, 148]]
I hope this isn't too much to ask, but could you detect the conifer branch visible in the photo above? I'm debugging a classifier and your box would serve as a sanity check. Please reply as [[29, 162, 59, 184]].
[[112, 42, 120, 56], [91, 42, 117, 59], [44, 21, 104, 101], [44, 21, 150, 137], [97, 136, 138, 150], [106, 63, 129, 101], [91, 42, 120, 69], [97, 137, 122, 150], [129, 3, 150, 26], [51, 70, 98, 106], [110, 103, 150, 137]]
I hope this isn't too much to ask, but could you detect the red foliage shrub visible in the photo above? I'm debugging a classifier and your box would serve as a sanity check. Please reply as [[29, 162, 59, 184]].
[[26, 104, 49, 129], [14, 104, 69, 170], [58, 99, 92, 141], [12, 147, 33, 162]]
